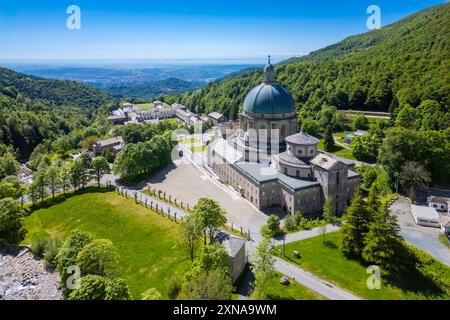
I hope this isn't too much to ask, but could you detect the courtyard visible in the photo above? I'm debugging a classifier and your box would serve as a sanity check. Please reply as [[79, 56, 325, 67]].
[[145, 158, 268, 241]]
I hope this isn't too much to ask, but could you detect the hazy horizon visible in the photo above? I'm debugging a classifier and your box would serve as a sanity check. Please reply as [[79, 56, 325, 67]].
[[0, 1, 443, 61]]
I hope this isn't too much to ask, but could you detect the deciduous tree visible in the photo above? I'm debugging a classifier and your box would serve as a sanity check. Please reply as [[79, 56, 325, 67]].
[[190, 197, 227, 244], [76, 239, 120, 278], [0, 198, 25, 246], [250, 239, 275, 300], [92, 156, 110, 187]]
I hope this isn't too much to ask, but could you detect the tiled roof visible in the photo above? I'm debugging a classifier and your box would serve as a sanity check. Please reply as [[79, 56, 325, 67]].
[[214, 232, 246, 258], [233, 162, 319, 191], [285, 132, 320, 146], [428, 196, 449, 204], [95, 136, 123, 147], [310, 153, 338, 170], [208, 112, 224, 120], [278, 152, 310, 168]]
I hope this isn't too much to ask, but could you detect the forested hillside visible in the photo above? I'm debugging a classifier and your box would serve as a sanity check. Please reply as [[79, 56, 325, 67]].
[[106, 77, 200, 99], [168, 3, 449, 119], [0, 68, 116, 160], [0, 67, 112, 111]]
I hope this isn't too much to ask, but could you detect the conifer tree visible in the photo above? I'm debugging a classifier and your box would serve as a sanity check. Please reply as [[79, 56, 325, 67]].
[[323, 125, 335, 152], [340, 190, 372, 258], [362, 205, 401, 275]]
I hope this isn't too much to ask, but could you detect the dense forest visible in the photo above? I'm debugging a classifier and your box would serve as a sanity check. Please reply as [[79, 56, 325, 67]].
[[0, 68, 116, 160], [164, 3, 449, 119], [106, 77, 201, 100], [0, 68, 112, 112]]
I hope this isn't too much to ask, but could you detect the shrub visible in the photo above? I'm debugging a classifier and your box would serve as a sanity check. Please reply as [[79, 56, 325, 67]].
[[76, 239, 120, 278], [0, 198, 26, 246], [167, 275, 182, 299], [68, 275, 132, 300], [261, 215, 282, 239], [56, 230, 94, 294], [68, 275, 108, 300], [44, 238, 61, 268], [105, 278, 132, 300], [283, 212, 302, 232], [352, 115, 369, 131], [30, 233, 49, 257]]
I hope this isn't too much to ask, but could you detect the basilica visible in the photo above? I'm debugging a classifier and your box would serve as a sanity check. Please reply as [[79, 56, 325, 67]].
[[208, 58, 360, 216]]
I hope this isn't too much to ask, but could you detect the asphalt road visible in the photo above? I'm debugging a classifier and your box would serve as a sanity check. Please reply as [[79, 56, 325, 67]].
[[390, 196, 450, 266]]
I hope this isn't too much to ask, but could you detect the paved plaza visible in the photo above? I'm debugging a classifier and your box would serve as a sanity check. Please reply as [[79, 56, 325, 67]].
[[145, 158, 267, 240]]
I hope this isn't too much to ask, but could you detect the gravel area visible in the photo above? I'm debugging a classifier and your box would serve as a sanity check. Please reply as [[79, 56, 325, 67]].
[[0, 246, 63, 300]]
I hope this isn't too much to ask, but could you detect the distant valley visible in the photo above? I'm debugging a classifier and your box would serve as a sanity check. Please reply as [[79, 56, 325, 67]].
[[3, 63, 260, 99]]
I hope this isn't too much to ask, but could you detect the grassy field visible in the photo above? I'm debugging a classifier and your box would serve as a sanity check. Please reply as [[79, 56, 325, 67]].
[[233, 266, 325, 300], [135, 103, 155, 109], [267, 272, 325, 300], [275, 232, 450, 300], [23, 190, 189, 299], [439, 234, 450, 249], [318, 139, 356, 160]]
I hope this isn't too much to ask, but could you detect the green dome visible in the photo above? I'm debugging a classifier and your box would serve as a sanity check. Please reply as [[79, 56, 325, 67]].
[[243, 83, 295, 115]]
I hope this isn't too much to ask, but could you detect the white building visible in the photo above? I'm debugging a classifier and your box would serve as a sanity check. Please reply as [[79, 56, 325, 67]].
[[427, 196, 449, 212], [410, 205, 441, 228]]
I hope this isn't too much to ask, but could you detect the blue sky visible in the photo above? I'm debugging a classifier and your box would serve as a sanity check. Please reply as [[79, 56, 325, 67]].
[[0, 0, 446, 62]]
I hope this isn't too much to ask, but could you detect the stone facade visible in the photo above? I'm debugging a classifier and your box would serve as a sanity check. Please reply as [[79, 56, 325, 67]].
[[208, 59, 360, 217]]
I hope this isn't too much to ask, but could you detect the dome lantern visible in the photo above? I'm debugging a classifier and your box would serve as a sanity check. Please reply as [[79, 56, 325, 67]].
[[264, 54, 275, 83]]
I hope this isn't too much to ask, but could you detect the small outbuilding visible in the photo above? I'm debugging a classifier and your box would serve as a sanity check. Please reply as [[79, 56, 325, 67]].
[[92, 136, 124, 156], [208, 112, 226, 124], [410, 205, 440, 228], [213, 232, 246, 283], [344, 130, 368, 144], [427, 196, 449, 212]]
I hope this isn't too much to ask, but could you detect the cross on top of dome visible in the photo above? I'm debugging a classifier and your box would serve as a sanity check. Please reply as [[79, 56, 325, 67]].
[[264, 54, 275, 83]]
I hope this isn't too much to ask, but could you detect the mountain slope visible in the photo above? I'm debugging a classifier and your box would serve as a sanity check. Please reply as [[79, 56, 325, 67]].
[[0, 67, 112, 111], [0, 67, 116, 159], [106, 77, 201, 99], [174, 3, 449, 118]]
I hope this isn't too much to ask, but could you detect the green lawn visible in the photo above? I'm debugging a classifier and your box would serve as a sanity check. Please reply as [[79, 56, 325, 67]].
[[23, 190, 189, 299], [275, 232, 450, 300], [234, 266, 325, 300], [135, 103, 155, 109], [318, 139, 356, 160], [267, 272, 326, 300], [439, 233, 450, 249]]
